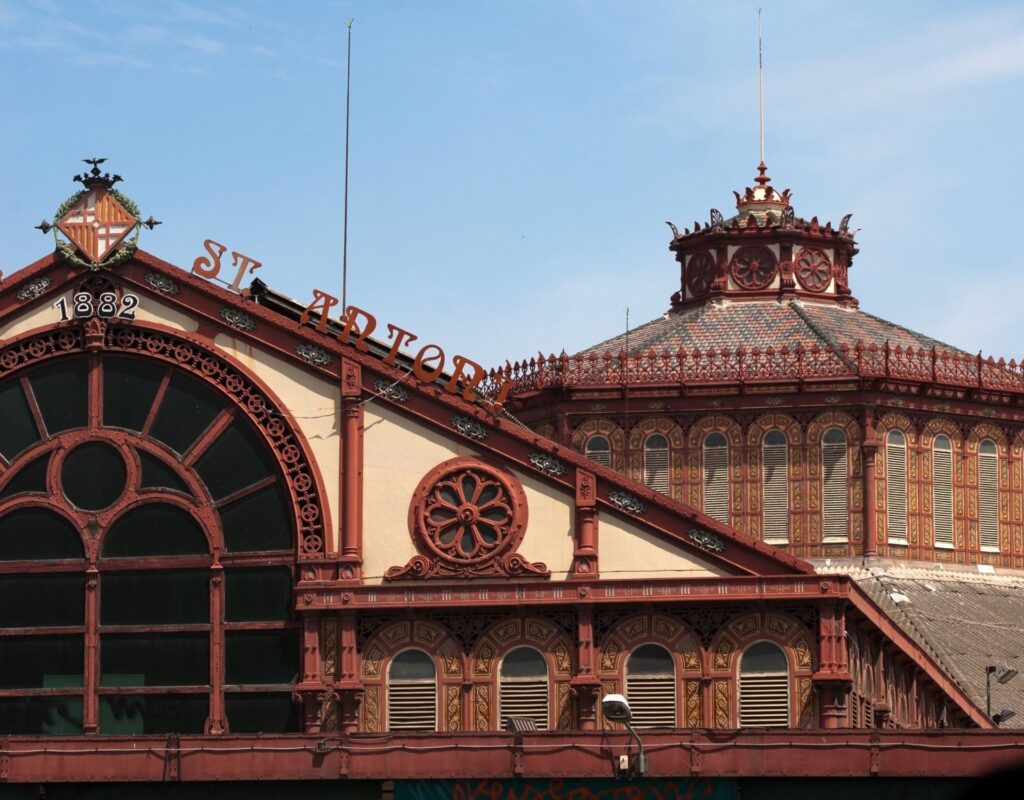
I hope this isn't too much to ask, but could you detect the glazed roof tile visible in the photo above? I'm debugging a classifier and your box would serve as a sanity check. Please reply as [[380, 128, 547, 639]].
[[579, 300, 962, 357], [815, 559, 1024, 724]]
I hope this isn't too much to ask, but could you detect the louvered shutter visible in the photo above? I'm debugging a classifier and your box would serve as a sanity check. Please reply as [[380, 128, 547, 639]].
[[644, 437, 669, 494], [979, 449, 999, 552], [585, 436, 612, 468], [762, 440, 789, 544], [625, 675, 676, 727], [703, 443, 729, 524], [739, 672, 790, 727], [499, 679, 549, 730], [822, 438, 849, 542], [387, 681, 437, 730], [932, 442, 953, 547], [886, 435, 907, 543]]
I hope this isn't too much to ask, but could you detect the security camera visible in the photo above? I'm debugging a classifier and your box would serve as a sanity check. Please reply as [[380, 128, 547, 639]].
[[602, 693, 632, 724]]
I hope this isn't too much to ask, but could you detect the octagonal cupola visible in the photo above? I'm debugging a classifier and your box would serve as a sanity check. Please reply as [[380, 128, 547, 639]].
[[667, 163, 859, 310]]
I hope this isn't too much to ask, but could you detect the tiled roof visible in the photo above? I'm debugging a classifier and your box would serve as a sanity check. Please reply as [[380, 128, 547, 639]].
[[579, 300, 962, 357], [814, 559, 1024, 724]]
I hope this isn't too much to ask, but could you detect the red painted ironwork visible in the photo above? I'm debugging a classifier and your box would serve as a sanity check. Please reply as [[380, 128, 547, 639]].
[[486, 342, 1024, 398]]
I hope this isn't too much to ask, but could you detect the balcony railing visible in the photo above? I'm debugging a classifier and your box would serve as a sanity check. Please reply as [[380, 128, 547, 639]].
[[482, 342, 1024, 397]]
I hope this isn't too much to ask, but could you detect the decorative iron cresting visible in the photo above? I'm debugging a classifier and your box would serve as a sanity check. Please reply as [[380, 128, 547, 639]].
[[296, 343, 333, 367], [220, 308, 256, 332], [373, 379, 410, 403], [16, 277, 52, 302], [143, 272, 180, 295]]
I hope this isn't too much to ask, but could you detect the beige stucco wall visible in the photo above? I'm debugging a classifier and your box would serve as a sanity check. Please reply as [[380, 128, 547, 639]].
[[510, 468, 574, 580], [599, 512, 729, 579], [214, 333, 340, 552]]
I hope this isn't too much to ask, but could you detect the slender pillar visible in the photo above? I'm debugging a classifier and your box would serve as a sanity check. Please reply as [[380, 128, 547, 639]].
[[83, 567, 99, 734], [813, 602, 852, 729], [207, 564, 225, 734], [340, 358, 363, 580], [862, 407, 879, 558], [570, 468, 599, 578], [572, 605, 600, 730]]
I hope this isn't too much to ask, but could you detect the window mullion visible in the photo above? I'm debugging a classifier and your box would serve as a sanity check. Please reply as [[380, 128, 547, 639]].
[[209, 563, 226, 734], [83, 565, 99, 733], [18, 376, 49, 442], [183, 409, 235, 469], [88, 352, 102, 429], [140, 368, 173, 437]]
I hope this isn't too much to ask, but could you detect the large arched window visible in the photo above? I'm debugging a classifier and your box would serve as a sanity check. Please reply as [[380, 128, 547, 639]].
[[979, 439, 999, 552], [886, 430, 908, 544], [499, 647, 548, 731], [625, 644, 675, 727], [822, 428, 849, 542], [0, 354, 299, 735], [738, 642, 789, 728], [762, 431, 789, 544], [584, 435, 611, 468], [387, 649, 437, 731], [702, 432, 729, 524], [643, 435, 669, 494], [932, 435, 954, 548]]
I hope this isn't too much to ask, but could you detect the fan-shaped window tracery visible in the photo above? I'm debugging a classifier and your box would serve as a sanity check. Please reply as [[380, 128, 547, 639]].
[[0, 354, 299, 736]]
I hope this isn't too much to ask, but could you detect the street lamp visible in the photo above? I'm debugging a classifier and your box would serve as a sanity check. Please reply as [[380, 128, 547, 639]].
[[602, 694, 647, 776], [985, 665, 1018, 721]]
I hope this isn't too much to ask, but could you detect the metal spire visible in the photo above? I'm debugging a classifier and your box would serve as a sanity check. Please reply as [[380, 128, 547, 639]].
[[758, 8, 765, 165], [342, 19, 354, 314]]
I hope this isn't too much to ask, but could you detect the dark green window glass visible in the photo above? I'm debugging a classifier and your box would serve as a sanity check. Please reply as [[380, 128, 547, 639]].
[[101, 570, 209, 626], [99, 694, 207, 735], [220, 484, 292, 552], [149, 371, 225, 455], [0, 379, 39, 460], [0, 573, 84, 627], [0, 509, 83, 560], [0, 696, 83, 735], [0, 452, 50, 500], [225, 567, 293, 622], [102, 356, 165, 431], [225, 692, 299, 734], [0, 635, 83, 688], [195, 420, 275, 501], [61, 442, 127, 511], [102, 505, 208, 557], [138, 450, 192, 495], [225, 629, 299, 685], [28, 357, 88, 435], [100, 633, 208, 686]]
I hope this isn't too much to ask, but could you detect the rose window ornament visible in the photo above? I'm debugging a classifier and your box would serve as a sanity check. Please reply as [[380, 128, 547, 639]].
[[729, 245, 778, 290], [685, 251, 716, 296], [794, 248, 832, 292], [385, 457, 548, 580]]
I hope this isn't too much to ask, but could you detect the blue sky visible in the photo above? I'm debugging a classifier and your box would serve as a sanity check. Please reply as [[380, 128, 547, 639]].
[[2, 0, 1023, 368]]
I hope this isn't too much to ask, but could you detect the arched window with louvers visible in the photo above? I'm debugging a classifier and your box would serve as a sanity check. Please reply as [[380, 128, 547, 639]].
[[762, 431, 789, 544], [821, 428, 849, 542], [625, 644, 676, 727], [738, 641, 790, 728], [387, 649, 437, 731], [643, 435, 670, 494], [886, 430, 908, 544], [584, 435, 611, 468], [702, 432, 729, 524], [932, 435, 954, 549], [979, 439, 1000, 553], [499, 647, 548, 731]]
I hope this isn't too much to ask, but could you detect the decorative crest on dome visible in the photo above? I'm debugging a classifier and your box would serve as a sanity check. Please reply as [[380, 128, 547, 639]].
[[732, 161, 792, 223], [37, 159, 161, 271]]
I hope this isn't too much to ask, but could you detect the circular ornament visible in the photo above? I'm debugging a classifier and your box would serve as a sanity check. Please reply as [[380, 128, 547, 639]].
[[685, 251, 716, 296], [729, 245, 778, 290], [794, 248, 832, 292], [410, 457, 527, 566]]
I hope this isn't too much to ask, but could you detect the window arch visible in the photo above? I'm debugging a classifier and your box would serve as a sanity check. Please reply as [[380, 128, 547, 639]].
[[499, 646, 548, 730], [387, 649, 437, 731], [822, 428, 848, 542], [643, 434, 669, 494], [738, 641, 789, 728], [979, 439, 999, 552], [0, 351, 301, 735], [932, 435, 954, 548], [625, 644, 676, 727], [584, 435, 611, 468], [886, 430, 908, 544], [762, 430, 789, 544], [703, 432, 729, 524]]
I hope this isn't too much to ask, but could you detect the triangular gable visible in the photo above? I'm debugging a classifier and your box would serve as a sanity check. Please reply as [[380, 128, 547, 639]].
[[0, 249, 812, 578]]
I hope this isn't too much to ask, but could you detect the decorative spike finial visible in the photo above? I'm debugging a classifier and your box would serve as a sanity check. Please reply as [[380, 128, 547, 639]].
[[73, 157, 122, 189]]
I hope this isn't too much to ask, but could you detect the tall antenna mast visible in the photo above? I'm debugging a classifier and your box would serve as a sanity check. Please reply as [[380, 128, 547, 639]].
[[758, 8, 765, 164], [342, 19, 354, 313]]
